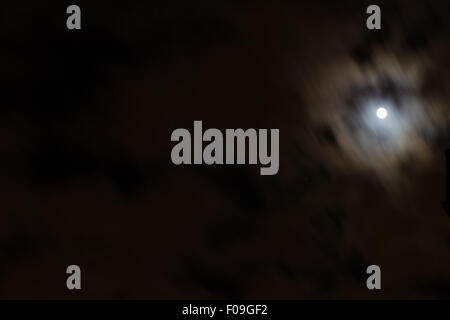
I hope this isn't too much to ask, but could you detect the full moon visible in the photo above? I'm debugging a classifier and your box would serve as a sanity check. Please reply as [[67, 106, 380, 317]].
[[376, 107, 388, 119]]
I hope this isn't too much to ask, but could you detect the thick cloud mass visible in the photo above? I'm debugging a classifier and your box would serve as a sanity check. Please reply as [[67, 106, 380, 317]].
[[1, 0, 450, 299]]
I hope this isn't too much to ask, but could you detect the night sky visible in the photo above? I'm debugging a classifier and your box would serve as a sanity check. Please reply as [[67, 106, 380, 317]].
[[1, 0, 450, 299]]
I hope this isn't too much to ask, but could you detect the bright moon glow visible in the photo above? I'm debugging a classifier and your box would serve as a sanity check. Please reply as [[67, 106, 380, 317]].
[[376, 107, 388, 119]]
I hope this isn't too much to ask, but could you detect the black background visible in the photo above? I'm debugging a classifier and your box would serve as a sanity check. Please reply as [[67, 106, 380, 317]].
[[1, 0, 450, 299]]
